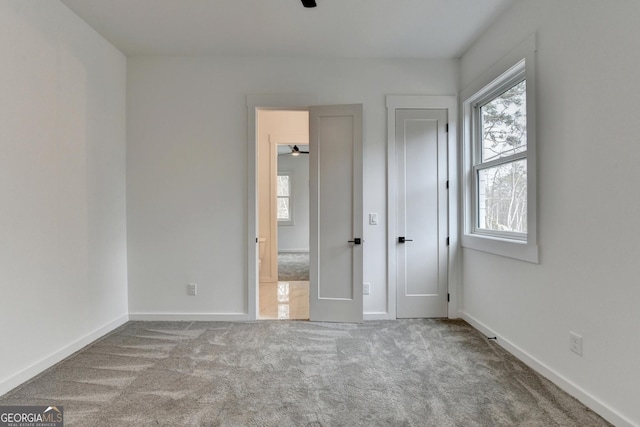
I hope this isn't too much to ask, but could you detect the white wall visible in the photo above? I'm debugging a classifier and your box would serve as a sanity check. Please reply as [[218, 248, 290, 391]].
[[127, 56, 458, 317], [460, 1, 640, 425], [278, 148, 310, 252], [0, 1, 128, 394]]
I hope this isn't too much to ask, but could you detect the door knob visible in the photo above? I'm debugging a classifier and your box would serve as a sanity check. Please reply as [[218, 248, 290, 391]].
[[398, 237, 413, 243], [348, 238, 362, 245]]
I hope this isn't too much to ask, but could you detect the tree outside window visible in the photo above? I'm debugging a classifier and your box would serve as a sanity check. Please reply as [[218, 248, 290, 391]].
[[475, 79, 527, 237], [461, 43, 538, 263]]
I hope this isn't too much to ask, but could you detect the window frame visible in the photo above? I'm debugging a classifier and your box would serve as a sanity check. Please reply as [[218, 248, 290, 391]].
[[461, 35, 538, 263], [472, 68, 527, 241], [276, 171, 294, 226]]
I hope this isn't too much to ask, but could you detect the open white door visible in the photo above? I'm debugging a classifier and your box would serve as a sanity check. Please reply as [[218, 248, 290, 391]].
[[396, 109, 448, 318], [309, 104, 363, 323]]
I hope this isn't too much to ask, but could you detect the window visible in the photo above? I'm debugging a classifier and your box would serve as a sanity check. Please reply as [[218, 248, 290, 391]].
[[474, 77, 527, 239], [461, 36, 538, 263], [277, 173, 293, 225]]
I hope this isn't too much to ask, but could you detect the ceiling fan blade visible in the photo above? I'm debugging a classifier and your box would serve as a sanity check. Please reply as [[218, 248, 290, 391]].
[[301, 0, 317, 8], [291, 145, 310, 155]]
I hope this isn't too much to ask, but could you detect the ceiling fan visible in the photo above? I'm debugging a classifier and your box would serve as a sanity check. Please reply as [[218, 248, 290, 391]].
[[291, 145, 309, 155], [279, 145, 309, 156]]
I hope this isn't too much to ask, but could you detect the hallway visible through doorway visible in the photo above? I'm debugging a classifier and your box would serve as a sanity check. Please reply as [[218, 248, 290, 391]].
[[259, 281, 309, 320], [257, 109, 310, 320], [259, 251, 310, 320], [278, 251, 309, 281]]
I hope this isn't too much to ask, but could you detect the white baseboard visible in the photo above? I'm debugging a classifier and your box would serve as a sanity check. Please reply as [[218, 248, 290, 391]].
[[133, 312, 386, 322], [0, 313, 129, 397], [461, 311, 636, 427], [364, 312, 391, 321], [129, 312, 249, 321]]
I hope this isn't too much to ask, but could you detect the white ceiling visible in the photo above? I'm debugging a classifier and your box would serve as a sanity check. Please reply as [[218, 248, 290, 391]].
[[60, 0, 515, 58]]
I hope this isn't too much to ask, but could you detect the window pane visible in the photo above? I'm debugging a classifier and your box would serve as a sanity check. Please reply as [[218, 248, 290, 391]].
[[481, 80, 527, 162], [277, 197, 290, 220], [477, 159, 527, 233], [277, 175, 290, 196]]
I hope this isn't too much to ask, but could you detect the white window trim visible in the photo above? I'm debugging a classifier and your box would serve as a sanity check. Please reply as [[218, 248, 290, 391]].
[[277, 171, 294, 226], [460, 35, 539, 263]]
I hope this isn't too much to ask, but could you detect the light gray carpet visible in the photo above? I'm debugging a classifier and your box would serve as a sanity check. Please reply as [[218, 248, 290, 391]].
[[278, 251, 310, 281], [0, 320, 610, 426]]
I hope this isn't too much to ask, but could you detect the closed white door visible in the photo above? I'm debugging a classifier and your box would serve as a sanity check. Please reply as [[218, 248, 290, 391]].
[[309, 104, 363, 323], [396, 109, 448, 318]]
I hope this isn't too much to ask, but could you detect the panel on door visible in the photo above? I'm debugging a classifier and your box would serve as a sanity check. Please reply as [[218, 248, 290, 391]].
[[396, 109, 448, 318], [309, 104, 363, 323]]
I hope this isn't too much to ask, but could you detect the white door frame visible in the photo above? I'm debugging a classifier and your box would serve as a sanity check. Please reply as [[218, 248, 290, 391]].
[[247, 94, 318, 321], [386, 95, 460, 319]]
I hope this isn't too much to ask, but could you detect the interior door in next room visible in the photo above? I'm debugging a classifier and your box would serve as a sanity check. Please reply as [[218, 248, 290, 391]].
[[396, 109, 448, 318]]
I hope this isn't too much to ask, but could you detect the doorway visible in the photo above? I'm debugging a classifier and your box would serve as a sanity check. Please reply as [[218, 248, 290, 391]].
[[395, 108, 448, 318], [274, 143, 311, 320], [386, 95, 460, 319], [256, 109, 310, 320], [247, 95, 364, 322]]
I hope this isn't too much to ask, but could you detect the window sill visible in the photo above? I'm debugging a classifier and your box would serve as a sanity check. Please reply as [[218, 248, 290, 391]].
[[461, 233, 539, 263]]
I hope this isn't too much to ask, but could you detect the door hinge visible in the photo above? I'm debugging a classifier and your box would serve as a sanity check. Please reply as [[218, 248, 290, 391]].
[[447, 293, 450, 302], [446, 180, 449, 189], [446, 123, 449, 133], [446, 237, 450, 246], [256, 237, 258, 243]]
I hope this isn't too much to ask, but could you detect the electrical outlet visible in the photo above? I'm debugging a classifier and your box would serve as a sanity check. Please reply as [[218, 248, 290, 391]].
[[569, 331, 582, 356], [363, 283, 370, 295], [187, 283, 197, 296]]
